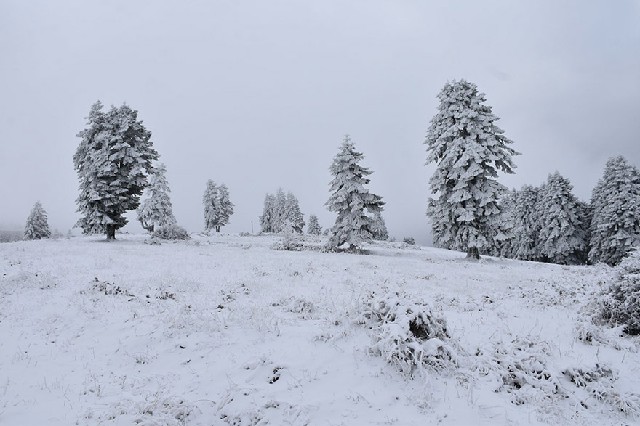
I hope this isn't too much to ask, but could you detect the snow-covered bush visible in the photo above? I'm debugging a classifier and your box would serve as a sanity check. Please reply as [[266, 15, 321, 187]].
[[403, 237, 415, 245], [598, 249, 640, 335], [271, 221, 303, 251], [491, 337, 562, 406], [360, 291, 455, 376], [153, 224, 190, 240]]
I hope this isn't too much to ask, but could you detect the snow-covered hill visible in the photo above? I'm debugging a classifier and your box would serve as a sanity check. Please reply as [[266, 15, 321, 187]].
[[1, 235, 638, 425]]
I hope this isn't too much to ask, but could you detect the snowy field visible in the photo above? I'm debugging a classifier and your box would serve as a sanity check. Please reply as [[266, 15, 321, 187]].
[[1, 234, 639, 425]]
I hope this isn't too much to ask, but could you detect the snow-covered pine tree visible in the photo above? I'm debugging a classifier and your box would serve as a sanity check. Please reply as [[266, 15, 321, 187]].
[[74, 101, 158, 239], [425, 80, 518, 259], [260, 193, 276, 233], [589, 156, 640, 265], [285, 192, 305, 233], [485, 189, 516, 257], [512, 185, 542, 261], [216, 184, 234, 232], [326, 135, 384, 252], [273, 188, 287, 233], [370, 210, 389, 241], [307, 214, 322, 235], [137, 163, 176, 233], [203, 180, 220, 232], [24, 201, 51, 240], [537, 172, 588, 265]]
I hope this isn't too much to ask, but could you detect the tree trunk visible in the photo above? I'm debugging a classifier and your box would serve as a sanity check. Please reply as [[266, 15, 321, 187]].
[[216, 226, 221, 233], [466, 247, 480, 260], [106, 225, 116, 240]]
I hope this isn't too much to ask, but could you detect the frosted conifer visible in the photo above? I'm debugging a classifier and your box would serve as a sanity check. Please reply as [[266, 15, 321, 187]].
[[24, 201, 51, 240], [326, 135, 384, 252], [425, 80, 518, 259], [537, 172, 588, 265], [137, 163, 176, 233], [370, 211, 389, 241], [285, 192, 305, 233], [216, 184, 234, 232], [203, 180, 220, 232], [74, 101, 158, 239], [512, 185, 543, 261], [260, 193, 277, 233], [589, 156, 640, 265], [307, 214, 322, 235]]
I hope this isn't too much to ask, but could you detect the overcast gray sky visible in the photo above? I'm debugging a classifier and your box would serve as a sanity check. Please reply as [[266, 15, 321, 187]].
[[1, 1, 639, 243]]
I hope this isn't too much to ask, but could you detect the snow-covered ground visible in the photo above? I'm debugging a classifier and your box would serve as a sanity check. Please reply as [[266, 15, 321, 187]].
[[1, 234, 638, 425]]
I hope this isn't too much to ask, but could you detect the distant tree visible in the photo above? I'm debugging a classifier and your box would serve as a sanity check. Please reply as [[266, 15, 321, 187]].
[[285, 192, 305, 233], [260, 193, 277, 233], [137, 163, 176, 233], [73, 101, 158, 239], [307, 214, 322, 235], [537, 172, 588, 264], [203, 180, 219, 232], [203, 180, 234, 233], [216, 184, 234, 232], [326, 135, 384, 252], [370, 210, 389, 241], [512, 185, 543, 261], [24, 201, 51, 240], [260, 189, 304, 234], [425, 80, 518, 259], [589, 156, 640, 266], [485, 189, 516, 258]]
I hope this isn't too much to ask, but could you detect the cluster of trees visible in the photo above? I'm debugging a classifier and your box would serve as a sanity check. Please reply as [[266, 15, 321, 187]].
[[203, 180, 234, 233], [425, 80, 639, 265], [260, 189, 305, 233], [72, 101, 236, 240]]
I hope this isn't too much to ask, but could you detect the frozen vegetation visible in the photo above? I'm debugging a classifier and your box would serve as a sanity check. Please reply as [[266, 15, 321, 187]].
[[1, 234, 639, 425]]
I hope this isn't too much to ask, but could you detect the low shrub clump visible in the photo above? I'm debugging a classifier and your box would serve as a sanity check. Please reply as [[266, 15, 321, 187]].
[[152, 224, 190, 240], [360, 290, 455, 376]]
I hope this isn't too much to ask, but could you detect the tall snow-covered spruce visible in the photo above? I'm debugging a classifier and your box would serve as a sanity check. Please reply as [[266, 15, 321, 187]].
[[24, 201, 51, 240], [589, 156, 640, 265], [74, 101, 159, 239], [325, 135, 384, 252], [259, 189, 305, 234], [425, 80, 518, 259], [137, 163, 176, 233]]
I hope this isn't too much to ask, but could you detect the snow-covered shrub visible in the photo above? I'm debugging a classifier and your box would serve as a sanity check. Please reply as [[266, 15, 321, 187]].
[[563, 364, 640, 415], [271, 223, 303, 251], [492, 337, 562, 405], [598, 249, 640, 335], [153, 224, 190, 240], [360, 291, 455, 376], [403, 237, 415, 245]]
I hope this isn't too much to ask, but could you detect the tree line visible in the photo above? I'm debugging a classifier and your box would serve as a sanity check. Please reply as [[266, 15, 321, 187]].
[[21, 87, 639, 265]]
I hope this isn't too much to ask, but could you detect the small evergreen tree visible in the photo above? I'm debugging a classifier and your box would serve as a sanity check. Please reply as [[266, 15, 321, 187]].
[[24, 201, 51, 240], [425, 80, 518, 259], [203, 180, 220, 232], [307, 214, 322, 235], [216, 184, 234, 232], [512, 185, 543, 261], [260, 193, 276, 233], [285, 192, 305, 233], [485, 189, 516, 257], [137, 163, 176, 233], [537, 172, 588, 265], [589, 156, 640, 266], [326, 135, 384, 252], [370, 211, 389, 241], [74, 101, 159, 239]]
